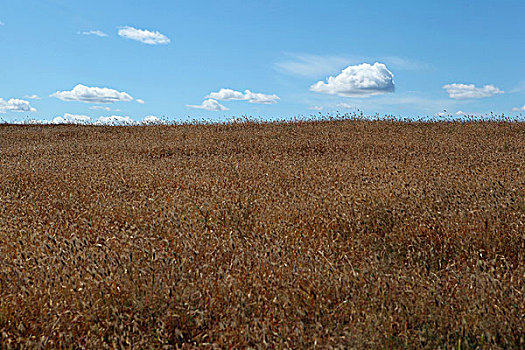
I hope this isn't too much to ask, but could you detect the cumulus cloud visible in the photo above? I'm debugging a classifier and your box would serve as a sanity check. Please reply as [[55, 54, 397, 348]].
[[310, 62, 395, 97], [186, 99, 229, 111], [442, 83, 504, 99], [455, 110, 466, 116], [51, 84, 134, 104], [52, 113, 91, 124], [207, 89, 246, 101], [79, 30, 108, 37], [118, 26, 170, 45], [94, 115, 136, 125], [206, 89, 280, 104], [512, 105, 525, 112], [136, 99, 145, 104], [0, 98, 37, 113]]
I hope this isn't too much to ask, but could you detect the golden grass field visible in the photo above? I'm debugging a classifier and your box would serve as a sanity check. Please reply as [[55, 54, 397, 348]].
[[0, 119, 524, 348]]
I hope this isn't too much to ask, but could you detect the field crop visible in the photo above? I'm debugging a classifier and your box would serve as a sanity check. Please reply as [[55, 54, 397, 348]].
[[0, 118, 524, 348]]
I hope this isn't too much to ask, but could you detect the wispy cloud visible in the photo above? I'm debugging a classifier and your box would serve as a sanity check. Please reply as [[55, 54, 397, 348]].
[[512, 105, 525, 112], [443, 83, 504, 99], [136, 99, 145, 104], [275, 54, 350, 78], [24, 95, 41, 100], [118, 26, 170, 45], [510, 81, 525, 93], [186, 99, 229, 111], [308, 106, 323, 111], [380, 56, 430, 71], [0, 21, 4, 26], [79, 30, 108, 37], [51, 84, 134, 104], [310, 62, 395, 98], [336, 103, 354, 109], [90, 106, 112, 111]]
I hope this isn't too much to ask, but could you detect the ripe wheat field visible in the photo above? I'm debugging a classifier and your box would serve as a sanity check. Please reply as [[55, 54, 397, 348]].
[[0, 119, 524, 349]]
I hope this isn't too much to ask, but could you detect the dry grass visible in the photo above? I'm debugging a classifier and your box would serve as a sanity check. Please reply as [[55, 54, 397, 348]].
[[0, 118, 524, 349]]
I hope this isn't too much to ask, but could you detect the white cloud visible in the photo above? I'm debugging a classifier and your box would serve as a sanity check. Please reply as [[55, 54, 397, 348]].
[[79, 30, 108, 37], [275, 54, 350, 78], [308, 106, 323, 111], [118, 26, 170, 45], [0, 98, 37, 113], [206, 89, 279, 104], [244, 90, 280, 104], [443, 83, 504, 99], [136, 99, 145, 104], [51, 84, 134, 104], [310, 62, 395, 98], [512, 105, 525, 112], [207, 89, 246, 101], [52, 113, 91, 124], [24, 94, 41, 100], [455, 110, 466, 116], [186, 99, 229, 111], [94, 115, 136, 125], [0, 21, 4, 26], [336, 103, 353, 109], [142, 115, 163, 125]]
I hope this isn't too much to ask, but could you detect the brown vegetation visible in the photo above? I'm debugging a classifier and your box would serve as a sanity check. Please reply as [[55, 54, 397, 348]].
[[0, 119, 524, 348]]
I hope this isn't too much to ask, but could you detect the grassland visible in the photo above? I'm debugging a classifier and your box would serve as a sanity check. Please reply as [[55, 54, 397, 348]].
[[0, 118, 524, 348]]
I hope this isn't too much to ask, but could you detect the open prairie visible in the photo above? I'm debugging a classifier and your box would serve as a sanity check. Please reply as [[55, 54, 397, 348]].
[[0, 119, 524, 348]]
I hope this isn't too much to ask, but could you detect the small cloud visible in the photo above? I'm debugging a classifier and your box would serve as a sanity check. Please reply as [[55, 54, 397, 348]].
[[136, 99, 145, 104], [336, 103, 353, 109], [51, 84, 134, 104], [90, 106, 112, 111], [455, 110, 466, 116], [52, 113, 91, 124], [0, 98, 37, 113], [0, 21, 4, 26], [443, 83, 504, 99], [308, 106, 323, 111], [118, 26, 170, 45], [79, 30, 108, 37], [310, 62, 395, 98], [206, 89, 279, 104], [24, 95, 41, 100], [186, 99, 229, 111], [142, 115, 163, 125], [434, 111, 450, 117], [94, 115, 136, 125], [512, 105, 525, 112]]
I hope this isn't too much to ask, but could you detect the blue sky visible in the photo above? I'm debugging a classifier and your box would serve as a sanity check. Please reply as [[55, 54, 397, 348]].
[[1, 0, 524, 123]]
